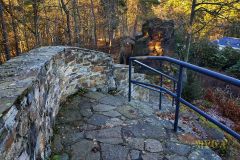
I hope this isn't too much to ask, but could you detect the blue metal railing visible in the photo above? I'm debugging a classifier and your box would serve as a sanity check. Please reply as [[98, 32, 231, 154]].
[[128, 56, 240, 141]]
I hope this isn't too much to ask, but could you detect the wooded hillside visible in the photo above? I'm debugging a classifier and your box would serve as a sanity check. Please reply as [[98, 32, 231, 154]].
[[0, 0, 239, 63]]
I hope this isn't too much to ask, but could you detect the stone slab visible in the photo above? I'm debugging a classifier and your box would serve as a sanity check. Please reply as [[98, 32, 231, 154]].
[[84, 92, 107, 100], [87, 114, 110, 126], [98, 110, 121, 117], [188, 147, 222, 160], [122, 123, 166, 139], [85, 127, 123, 145], [71, 139, 100, 160], [99, 95, 127, 106], [93, 104, 117, 112], [145, 139, 163, 153], [164, 142, 192, 156], [101, 143, 129, 160]]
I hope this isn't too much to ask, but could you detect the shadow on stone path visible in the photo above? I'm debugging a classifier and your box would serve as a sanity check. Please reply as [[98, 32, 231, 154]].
[[50, 91, 221, 160]]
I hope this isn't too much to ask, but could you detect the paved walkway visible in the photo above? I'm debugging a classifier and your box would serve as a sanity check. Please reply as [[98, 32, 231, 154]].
[[51, 91, 221, 160]]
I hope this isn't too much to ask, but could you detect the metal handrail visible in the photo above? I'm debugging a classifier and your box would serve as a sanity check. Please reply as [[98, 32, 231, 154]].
[[128, 56, 240, 141]]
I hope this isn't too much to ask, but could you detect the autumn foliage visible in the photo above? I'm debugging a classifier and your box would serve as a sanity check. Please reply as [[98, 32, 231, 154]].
[[204, 88, 240, 132]]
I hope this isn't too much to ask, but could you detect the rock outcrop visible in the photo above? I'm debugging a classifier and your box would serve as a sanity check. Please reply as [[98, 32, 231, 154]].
[[119, 18, 174, 67], [133, 18, 175, 57]]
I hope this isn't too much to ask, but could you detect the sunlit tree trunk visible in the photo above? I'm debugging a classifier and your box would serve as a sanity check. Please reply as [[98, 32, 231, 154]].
[[183, 0, 197, 83], [32, 0, 40, 46], [42, 3, 51, 45], [132, 1, 140, 37], [132, 15, 138, 37], [119, 6, 128, 37], [18, 0, 30, 50], [78, 4, 84, 42], [185, 0, 197, 62], [53, 17, 59, 45], [123, 13, 128, 36], [60, 0, 72, 45], [23, 21, 29, 50], [103, 0, 117, 54], [71, 0, 81, 46], [0, 2, 10, 60], [108, 24, 113, 54], [90, 0, 97, 47], [9, 0, 20, 56]]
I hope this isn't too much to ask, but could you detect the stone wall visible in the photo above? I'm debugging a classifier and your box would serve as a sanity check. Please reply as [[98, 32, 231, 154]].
[[113, 64, 149, 102], [0, 46, 148, 159]]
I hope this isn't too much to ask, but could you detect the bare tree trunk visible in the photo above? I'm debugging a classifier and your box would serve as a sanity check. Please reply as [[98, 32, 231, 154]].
[[183, 0, 197, 83], [185, 0, 196, 62], [60, 0, 72, 45], [108, 3, 113, 54], [18, 0, 29, 50], [33, 0, 40, 46], [132, 2, 140, 37], [108, 25, 113, 54], [71, 0, 81, 46], [0, 53, 3, 64], [122, 13, 128, 37], [125, 14, 128, 36], [23, 22, 29, 50], [9, 0, 20, 56], [90, 0, 97, 47], [132, 15, 138, 37], [42, 3, 51, 45], [0, 2, 10, 60], [53, 17, 59, 45], [66, 10, 71, 45], [77, 4, 84, 42]]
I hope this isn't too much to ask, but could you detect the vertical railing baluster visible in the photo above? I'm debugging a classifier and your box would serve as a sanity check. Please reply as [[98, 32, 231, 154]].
[[128, 59, 132, 102], [172, 81, 175, 106], [159, 62, 163, 110], [159, 74, 163, 110], [174, 66, 183, 132]]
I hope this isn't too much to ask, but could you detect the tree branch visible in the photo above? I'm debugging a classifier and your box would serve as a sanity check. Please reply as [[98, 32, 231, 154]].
[[0, 0, 35, 34], [196, 0, 239, 7]]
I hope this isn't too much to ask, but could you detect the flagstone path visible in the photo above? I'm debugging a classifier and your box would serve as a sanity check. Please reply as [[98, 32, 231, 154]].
[[50, 91, 222, 160]]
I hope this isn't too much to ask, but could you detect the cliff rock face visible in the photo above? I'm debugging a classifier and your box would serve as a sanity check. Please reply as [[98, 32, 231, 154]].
[[0, 46, 149, 159]]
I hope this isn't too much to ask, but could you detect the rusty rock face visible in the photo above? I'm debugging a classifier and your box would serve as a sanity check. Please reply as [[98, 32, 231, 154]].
[[119, 18, 174, 65], [133, 18, 175, 57]]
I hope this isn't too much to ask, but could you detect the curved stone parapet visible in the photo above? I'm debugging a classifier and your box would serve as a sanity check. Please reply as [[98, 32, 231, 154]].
[[0, 46, 118, 159]]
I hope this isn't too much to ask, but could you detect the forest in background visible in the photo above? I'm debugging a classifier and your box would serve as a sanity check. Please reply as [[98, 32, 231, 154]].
[[0, 0, 239, 64]]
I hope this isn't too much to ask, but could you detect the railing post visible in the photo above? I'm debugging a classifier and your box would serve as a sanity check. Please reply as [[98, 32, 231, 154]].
[[159, 74, 163, 110], [159, 62, 163, 110], [174, 66, 183, 132], [128, 59, 132, 102], [172, 81, 176, 106]]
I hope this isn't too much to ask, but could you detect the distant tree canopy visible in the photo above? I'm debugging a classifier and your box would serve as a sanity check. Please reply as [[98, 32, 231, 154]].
[[0, 0, 239, 64]]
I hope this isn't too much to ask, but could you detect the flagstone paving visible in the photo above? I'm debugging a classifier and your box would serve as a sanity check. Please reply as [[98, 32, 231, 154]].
[[50, 91, 222, 160]]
